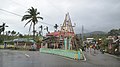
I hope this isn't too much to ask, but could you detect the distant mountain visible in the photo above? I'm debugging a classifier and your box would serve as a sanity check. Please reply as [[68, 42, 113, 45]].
[[76, 31, 106, 36], [83, 31, 106, 37], [76, 31, 106, 37], [89, 31, 106, 34]]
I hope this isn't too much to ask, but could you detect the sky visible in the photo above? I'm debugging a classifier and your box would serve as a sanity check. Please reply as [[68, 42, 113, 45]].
[[0, 0, 120, 35]]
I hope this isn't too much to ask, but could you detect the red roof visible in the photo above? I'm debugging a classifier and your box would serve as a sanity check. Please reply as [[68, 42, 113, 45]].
[[46, 31, 74, 37]]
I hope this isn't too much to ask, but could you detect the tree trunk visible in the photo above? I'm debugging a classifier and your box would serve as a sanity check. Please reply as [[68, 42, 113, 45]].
[[33, 23, 35, 39]]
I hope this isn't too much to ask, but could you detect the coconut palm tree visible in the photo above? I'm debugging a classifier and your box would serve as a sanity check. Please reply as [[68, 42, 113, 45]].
[[54, 24, 58, 32], [0, 23, 8, 35], [21, 7, 43, 39], [44, 26, 49, 33], [46, 26, 49, 33], [39, 25, 43, 35], [11, 30, 16, 36], [8, 31, 11, 36]]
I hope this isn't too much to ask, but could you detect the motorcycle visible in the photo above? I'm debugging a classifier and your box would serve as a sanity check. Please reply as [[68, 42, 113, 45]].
[[100, 49, 105, 54]]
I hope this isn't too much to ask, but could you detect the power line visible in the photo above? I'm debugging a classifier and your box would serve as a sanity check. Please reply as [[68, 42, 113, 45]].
[[10, 0, 28, 8], [8, 0, 62, 27], [0, 8, 22, 17], [0, 8, 55, 27], [45, 0, 65, 14], [39, 21, 54, 26], [10, 0, 53, 19]]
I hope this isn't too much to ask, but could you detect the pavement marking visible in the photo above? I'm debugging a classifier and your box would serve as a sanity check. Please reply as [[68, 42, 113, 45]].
[[25, 54, 30, 58]]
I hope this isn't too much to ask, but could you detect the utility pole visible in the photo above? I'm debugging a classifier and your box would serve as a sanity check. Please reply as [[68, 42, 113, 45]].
[[81, 25, 84, 45]]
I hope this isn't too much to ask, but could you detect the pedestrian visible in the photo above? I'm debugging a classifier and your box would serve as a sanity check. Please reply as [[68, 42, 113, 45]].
[[89, 45, 92, 54], [91, 44, 96, 55], [4, 42, 7, 49], [33, 43, 37, 50], [84, 43, 86, 51]]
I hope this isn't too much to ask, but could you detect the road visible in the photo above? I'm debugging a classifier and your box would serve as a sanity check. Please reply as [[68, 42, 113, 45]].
[[0, 49, 120, 67]]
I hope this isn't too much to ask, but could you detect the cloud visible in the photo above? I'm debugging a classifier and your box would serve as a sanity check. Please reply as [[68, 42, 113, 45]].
[[0, 0, 120, 35]]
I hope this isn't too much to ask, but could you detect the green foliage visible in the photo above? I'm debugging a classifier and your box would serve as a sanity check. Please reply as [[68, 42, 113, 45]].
[[0, 38, 3, 44], [21, 7, 43, 38], [0, 35, 6, 44], [19, 34, 23, 38], [108, 28, 120, 36], [11, 30, 16, 36]]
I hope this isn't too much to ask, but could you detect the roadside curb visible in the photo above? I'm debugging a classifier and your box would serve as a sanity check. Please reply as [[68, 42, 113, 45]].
[[40, 48, 84, 60], [82, 52, 87, 61], [79, 49, 86, 61], [105, 53, 120, 59]]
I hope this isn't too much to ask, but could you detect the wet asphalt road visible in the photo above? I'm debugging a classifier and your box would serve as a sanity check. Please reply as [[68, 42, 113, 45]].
[[0, 49, 120, 67]]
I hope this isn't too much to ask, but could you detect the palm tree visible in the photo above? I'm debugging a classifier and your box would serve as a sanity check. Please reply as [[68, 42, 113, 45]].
[[19, 34, 23, 38], [21, 7, 43, 39], [11, 30, 16, 36], [16, 32, 20, 36], [46, 26, 49, 33], [39, 25, 43, 35], [54, 24, 58, 32], [0, 23, 8, 35], [8, 31, 11, 36], [44, 26, 49, 33]]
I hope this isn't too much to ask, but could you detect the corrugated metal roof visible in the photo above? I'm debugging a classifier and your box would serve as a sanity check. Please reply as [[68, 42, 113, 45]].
[[4, 38, 35, 43], [13, 38, 35, 43]]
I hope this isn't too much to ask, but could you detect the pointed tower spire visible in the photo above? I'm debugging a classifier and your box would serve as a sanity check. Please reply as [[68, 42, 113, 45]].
[[61, 12, 74, 33]]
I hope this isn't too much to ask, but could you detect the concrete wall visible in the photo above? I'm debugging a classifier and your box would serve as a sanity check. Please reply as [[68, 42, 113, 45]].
[[40, 48, 84, 60]]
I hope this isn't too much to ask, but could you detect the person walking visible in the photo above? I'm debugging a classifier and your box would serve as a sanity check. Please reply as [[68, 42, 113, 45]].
[[92, 44, 96, 54]]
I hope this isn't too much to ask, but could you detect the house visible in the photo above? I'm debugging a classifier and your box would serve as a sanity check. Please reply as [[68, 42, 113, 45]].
[[107, 36, 120, 54], [13, 38, 35, 50]]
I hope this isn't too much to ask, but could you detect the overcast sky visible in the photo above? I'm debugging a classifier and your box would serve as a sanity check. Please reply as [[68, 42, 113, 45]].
[[0, 0, 120, 35]]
